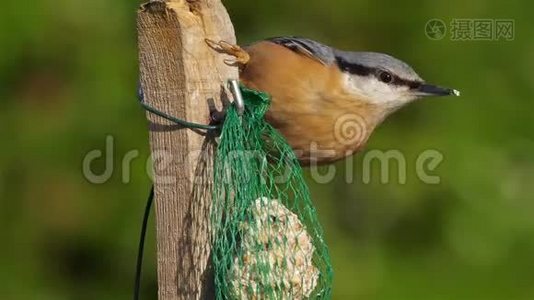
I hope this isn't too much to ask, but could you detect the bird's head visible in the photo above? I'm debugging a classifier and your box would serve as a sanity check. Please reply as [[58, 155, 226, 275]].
[[334, 50, 460, 110]]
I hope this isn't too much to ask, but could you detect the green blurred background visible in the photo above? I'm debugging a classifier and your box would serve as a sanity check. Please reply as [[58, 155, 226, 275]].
[[1, 0, 533, 299]]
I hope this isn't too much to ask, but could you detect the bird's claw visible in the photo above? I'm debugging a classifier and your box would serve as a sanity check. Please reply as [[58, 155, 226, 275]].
[[205, 39, 250, 66]]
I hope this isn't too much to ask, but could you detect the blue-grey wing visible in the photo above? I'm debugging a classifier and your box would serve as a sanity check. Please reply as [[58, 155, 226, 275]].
[[267, 36, 336, 66]]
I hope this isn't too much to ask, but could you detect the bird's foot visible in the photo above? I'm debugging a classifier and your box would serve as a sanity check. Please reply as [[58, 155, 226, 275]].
[[205, 39, 250, 66]]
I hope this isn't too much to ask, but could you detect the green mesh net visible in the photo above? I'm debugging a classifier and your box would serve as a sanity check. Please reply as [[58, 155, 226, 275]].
[[212, 86, 333, 299]]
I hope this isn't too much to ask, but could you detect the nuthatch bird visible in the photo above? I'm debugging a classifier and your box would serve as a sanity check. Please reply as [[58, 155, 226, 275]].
[[210, 37, 460, 165]]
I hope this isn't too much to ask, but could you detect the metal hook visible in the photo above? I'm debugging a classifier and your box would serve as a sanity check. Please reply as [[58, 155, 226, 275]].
[[228, 79, 245, 116]]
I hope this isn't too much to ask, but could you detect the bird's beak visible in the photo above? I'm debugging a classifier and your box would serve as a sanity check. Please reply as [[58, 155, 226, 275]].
[[417, 84, 460, 97]]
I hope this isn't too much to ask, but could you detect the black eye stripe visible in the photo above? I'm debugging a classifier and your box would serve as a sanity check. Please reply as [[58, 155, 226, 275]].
[[335, 57, 372, 76], [335, 56, 422, 89], [392, 76, 421, 89]]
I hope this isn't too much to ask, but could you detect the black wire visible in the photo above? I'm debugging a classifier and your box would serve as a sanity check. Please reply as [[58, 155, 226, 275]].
[[137, 84, 221, 131], [140, 101, 221, 131], [133, 186, 154, 300]]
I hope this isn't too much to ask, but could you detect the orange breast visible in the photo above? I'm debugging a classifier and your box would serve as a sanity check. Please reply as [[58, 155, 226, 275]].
[[240, 41, 380, 165]]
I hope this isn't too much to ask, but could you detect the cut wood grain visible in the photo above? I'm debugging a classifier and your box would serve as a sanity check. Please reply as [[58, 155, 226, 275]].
[[137, 0, 237, 298]]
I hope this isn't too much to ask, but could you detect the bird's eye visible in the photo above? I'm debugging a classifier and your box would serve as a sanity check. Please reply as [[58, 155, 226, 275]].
[[378, 71, 393, 83]]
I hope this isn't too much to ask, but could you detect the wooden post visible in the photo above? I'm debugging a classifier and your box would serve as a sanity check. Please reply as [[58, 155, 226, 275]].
[[137, 0, 237, 299]]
